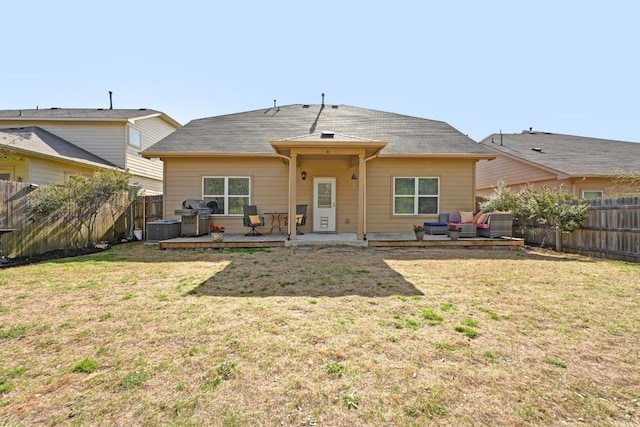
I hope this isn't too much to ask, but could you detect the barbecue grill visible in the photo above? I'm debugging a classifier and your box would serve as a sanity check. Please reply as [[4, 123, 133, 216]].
[[175, 199, 211, 236]]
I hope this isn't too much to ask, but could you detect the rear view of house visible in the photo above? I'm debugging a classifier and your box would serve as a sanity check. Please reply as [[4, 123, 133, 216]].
[[142, 100, 495, 240]]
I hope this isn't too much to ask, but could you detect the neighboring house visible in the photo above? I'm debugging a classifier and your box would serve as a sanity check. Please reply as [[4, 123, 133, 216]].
[[476, 130, 640, 199], [0, 126, 117, 184], [0, 108, 180, 194], [141, 102, 495, 239]]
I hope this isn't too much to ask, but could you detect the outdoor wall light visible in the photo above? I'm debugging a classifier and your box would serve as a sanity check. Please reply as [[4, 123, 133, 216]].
[[301, 171, 307, 180], [351, 173, 359, 180]]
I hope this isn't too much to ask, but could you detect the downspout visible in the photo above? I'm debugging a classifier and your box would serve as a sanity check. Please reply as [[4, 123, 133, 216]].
[[572, 176, 587, 197], [362, 150, 381, 240]]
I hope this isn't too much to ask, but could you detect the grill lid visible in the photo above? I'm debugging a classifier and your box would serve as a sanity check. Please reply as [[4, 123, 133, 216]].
[[182, 199, 207, 209]]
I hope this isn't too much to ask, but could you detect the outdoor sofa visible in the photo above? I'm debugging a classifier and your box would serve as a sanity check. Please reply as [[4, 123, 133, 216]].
[[426, 211, 514, 238]]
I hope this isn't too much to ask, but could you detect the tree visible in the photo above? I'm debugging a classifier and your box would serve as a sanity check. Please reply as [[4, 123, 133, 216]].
[[30, 169, 135, 247], [481, 182, 589, 250]]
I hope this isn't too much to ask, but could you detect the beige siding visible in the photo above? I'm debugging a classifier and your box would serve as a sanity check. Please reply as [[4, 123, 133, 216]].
[[0, 158, 28, 182], [129, 174, 163, 195], [294, 158, 360, 233], [29, 158, 98, 185], [164, 156, 479, 233], [365, 158, 476, 233], [476, 155, 558, 196], [126, 116, 178, 180], [0, 120, 126, 167], [164, 157, 290, 233]]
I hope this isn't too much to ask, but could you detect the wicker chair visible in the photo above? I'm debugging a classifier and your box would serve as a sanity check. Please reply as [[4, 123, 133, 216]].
[[476, 213, 514, 238]]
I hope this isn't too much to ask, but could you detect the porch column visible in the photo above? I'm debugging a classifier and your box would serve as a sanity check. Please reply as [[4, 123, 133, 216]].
[[357, 153, 365, 240], [288, 153, 298, 240]]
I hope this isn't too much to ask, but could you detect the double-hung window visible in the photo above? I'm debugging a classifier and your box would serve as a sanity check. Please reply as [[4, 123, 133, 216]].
[[203, 176, 250, 215], [393, 177, 439, 215]]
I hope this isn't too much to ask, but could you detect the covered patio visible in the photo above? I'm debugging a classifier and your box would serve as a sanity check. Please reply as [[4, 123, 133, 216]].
[[156, 232, 524, 250]]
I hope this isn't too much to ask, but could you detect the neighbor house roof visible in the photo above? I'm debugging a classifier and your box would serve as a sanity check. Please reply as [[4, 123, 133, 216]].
[[0, 108, 181, 128], [0, 126, 117, 169], [142, 104, 494, 158], [479, 131, 640, 176]]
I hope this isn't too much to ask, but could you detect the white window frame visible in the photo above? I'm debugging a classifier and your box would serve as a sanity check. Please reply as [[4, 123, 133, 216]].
[[582, 190, 603, 200], [202, 176, 251, 215], [393, 177, 440, 215], [128, 126, 141, 148]]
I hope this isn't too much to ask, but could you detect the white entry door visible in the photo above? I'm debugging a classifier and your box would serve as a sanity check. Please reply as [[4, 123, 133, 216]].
[[313, 177, 336, 232]]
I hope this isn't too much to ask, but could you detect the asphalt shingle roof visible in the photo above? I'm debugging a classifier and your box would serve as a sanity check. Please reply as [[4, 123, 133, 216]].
[[143, 104, 492, 156], [0, 126, 116, 168], [0, 108, 165, 121], [479, 131, 640, 176]]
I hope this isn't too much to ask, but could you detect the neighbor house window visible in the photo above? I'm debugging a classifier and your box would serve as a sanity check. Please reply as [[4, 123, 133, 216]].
[[582, 190, 603, 200], [128, 127, 141, 148], [203, 176, 250, 215], [393, 177, 439, 215]]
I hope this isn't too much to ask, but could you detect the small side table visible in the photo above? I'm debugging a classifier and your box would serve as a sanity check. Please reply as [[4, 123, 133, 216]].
[[264, 212, 284, 233]]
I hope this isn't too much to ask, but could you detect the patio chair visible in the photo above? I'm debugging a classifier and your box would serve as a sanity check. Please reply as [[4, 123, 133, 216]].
[[285, 204, 307, 235], [242, 205, 264, 236]]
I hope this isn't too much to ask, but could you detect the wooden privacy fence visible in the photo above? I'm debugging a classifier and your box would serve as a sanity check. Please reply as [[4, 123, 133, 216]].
[[0, 181, 161, 258], [561, 197, 640, 262]]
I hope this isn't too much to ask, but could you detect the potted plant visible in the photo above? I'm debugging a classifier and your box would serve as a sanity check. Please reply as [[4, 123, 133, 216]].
[[210, 224, 225, 242], [413, 224, 425, 241], [448, 224, 460, 241]]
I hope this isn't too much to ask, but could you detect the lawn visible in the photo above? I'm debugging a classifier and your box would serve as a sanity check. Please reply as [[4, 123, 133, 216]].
[[0, 243, 639, 426]]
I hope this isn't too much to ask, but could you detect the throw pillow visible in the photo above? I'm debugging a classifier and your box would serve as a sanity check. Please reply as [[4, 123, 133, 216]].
[[471, 211, 483, 224], [249, 214, 261, 225], [460, 211, 474, 223], [448, 212, 461, 223]]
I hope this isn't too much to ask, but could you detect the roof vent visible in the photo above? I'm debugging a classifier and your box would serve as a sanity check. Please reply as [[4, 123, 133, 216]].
[[302, 104, 310, 109], [531, 147, 543, 153], [321, 131, 335, 139]]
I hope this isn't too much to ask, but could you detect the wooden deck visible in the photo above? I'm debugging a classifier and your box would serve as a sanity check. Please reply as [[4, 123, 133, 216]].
[[157, 232, 524, 250]]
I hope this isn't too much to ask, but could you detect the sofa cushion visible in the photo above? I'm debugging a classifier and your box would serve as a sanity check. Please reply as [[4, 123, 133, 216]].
[[471, 211, 483, 223]]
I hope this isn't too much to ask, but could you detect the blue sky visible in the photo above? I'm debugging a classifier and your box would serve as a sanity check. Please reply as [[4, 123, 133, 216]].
[[3, 1, 639, 142]]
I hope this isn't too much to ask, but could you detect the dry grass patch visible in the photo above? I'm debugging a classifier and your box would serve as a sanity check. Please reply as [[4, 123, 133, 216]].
[[0, 243, 639, 426]]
